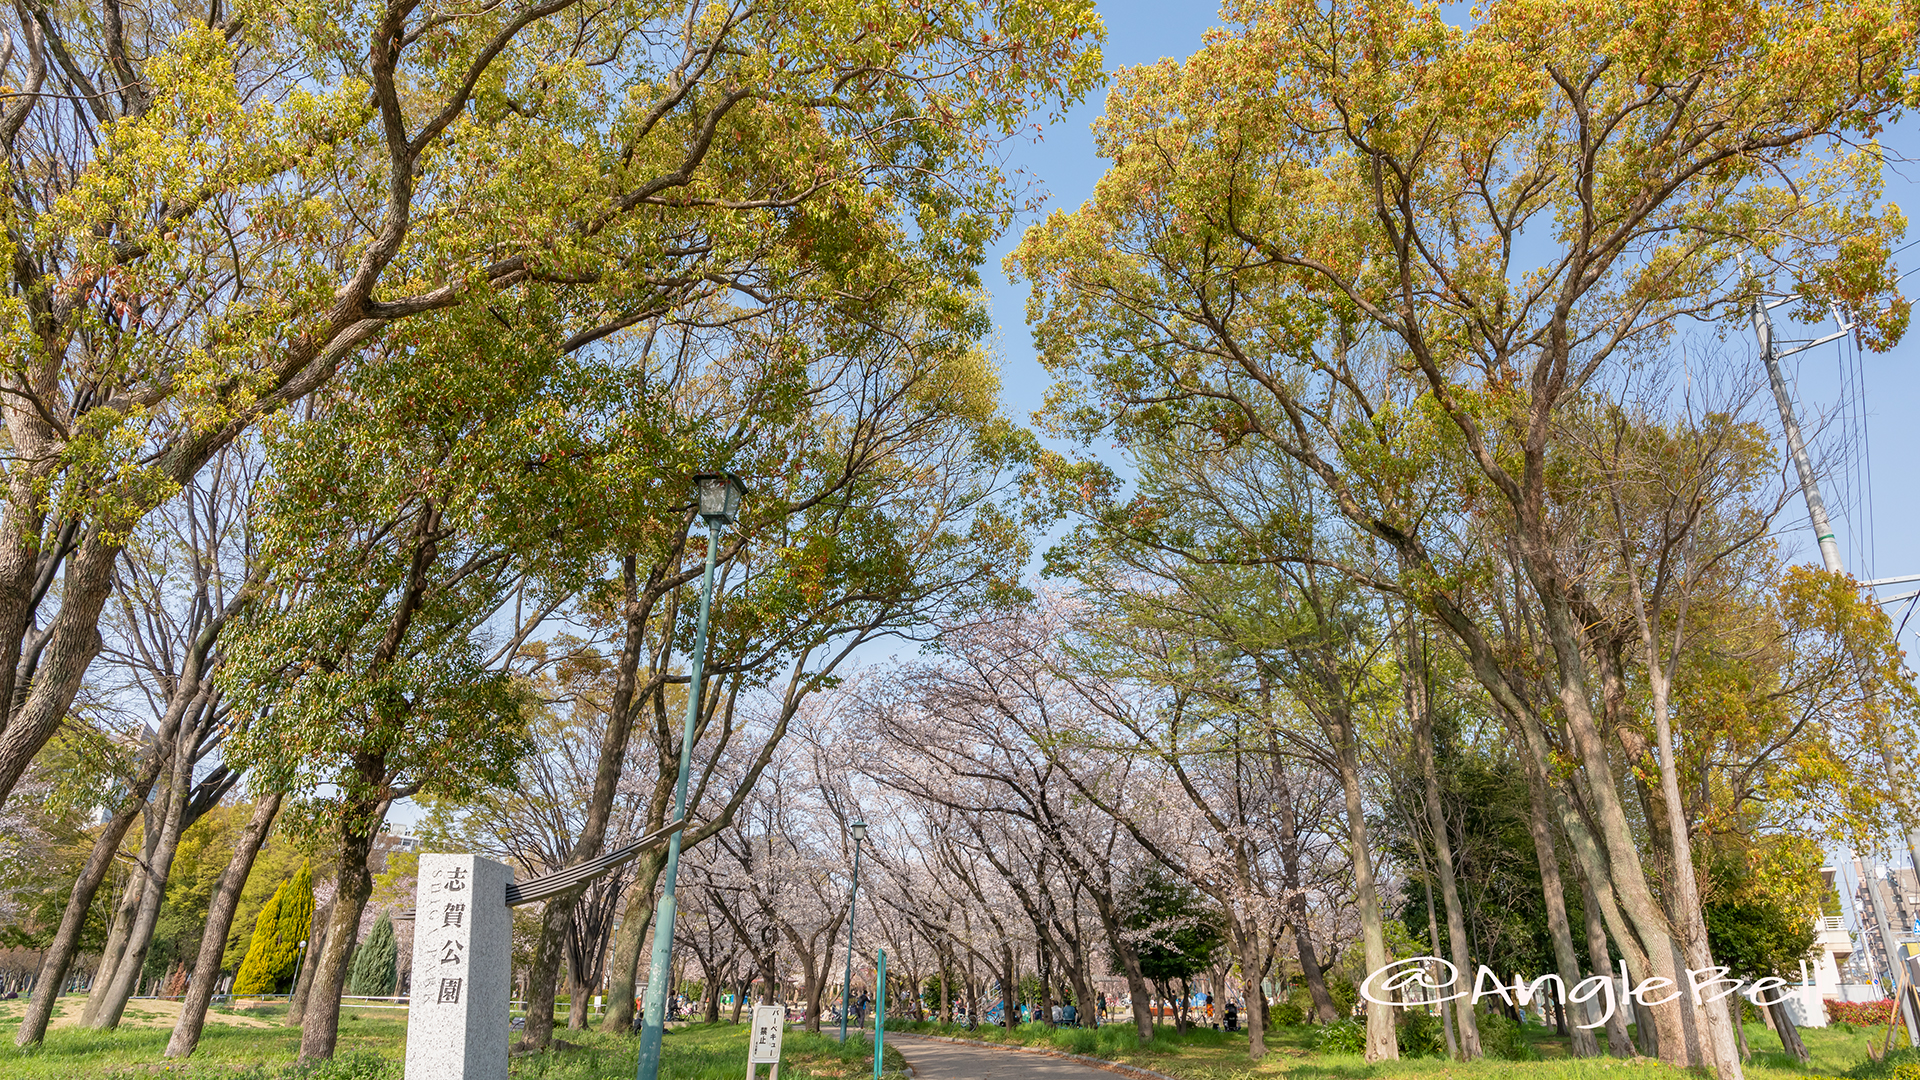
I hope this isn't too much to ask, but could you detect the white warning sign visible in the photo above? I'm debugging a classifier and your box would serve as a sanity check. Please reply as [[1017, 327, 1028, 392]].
[[749, 1004, 786, 1064]]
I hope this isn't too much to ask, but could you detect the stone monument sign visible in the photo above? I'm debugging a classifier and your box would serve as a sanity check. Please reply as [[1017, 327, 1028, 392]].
[[404, 855, 513, 1080], [399, 820, 680, 1080]]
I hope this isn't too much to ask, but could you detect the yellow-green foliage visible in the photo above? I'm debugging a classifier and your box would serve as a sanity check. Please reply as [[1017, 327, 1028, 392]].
[[274, 863, 315, 966], [231, 863, 313, 996], [230, 881, 286, 995]]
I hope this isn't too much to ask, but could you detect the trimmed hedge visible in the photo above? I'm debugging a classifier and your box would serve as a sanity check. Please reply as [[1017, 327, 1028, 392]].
[[1830, 999, 1897, 1027]]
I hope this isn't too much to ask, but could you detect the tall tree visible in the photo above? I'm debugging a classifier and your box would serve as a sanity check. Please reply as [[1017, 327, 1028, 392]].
[[0, 0, 1104, 816], [1014, 1, 1915, 1072]]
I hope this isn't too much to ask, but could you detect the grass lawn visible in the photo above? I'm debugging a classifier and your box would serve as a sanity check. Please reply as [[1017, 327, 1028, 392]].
[[882, 1015, 1892, 1080], [0, 1001, 907, 1080]]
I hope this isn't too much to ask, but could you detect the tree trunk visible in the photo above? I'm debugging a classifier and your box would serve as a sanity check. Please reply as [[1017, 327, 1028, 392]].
[[1036, 940, 1053, 1026], [167, 793, 282, 1058], [1500, 685, 1689, 1064], [522, 889, 579, 1047], [600, 850, 664, 1034], [1520, 755, 1600, 1057], [0, 538, 119, 813], [1424, 871, 1458, 1054], [524, 558, 653, 1046], [15, 754, 167, 1046], [568, 936, 593, 1030], [1242, 941, 1268, 1056], [1411, 673, 1481, 1059], [940, 942, 951, 1024], [796, 940, 826, 1034], [1644, 659, 1743, 1079], [999, 946, 1016, 1029], [289, 892, 331, 1024], [1091, 877, 1155, 1040], [798, 953, 829, 1030], [1535, 606, 1692, 1064], [91, 719, 198, 1030], [1574, 854, 1636, 1055], [298, 796, 380, 1062], [83, 809, 160, 1025], [1332, 715, 1396, 1061]]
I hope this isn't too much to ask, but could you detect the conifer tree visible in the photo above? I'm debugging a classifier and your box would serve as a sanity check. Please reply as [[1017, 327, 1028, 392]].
[[348, 914, 397, 998], [275, 864, 315, 985], [231, 884, 287, 996]]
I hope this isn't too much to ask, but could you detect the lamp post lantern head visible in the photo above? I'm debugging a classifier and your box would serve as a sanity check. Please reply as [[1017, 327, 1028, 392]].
[[850, 820, 868, 844], [693, 472, 745, 526]]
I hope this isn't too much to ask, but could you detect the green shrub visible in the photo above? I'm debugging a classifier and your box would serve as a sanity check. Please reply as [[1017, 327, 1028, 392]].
[[275, 1050, 399, 1080], [1475, 1011, 1539, 1061], [1397, 1008, 1445, 1057], [1315, 1018, 1367, 1054], [1328, 979, 1358, 1017], [1273, 994, 1306, 1025], [234, 863, 315, 996]]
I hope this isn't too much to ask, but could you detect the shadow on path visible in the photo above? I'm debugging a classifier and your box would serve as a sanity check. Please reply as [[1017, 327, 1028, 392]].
[[886, 1034, 1137, 1080]]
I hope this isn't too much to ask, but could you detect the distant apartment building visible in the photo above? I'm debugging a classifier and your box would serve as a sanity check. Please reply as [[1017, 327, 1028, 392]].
[[1854, 861, 1920, 991], [371, 831, 419, 875], [1809, 867, 1855, 988]]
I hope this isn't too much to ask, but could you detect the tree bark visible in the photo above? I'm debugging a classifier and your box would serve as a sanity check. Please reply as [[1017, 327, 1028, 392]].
[[521, 889, 579, 1047], [1536, 603, 1692, 1064], [1641, 633, 1744, 1079], [1520, 753, 1600, 1057], [1233, 921, 1270, 1057], [599, 849, 664, 1033], [521, 556, 660, 1047], [90, 718, 197, 1029], [1409, 654, 1481, 1059], [14, 736, 172, 1046], [83, 807, 160, 1025], [1577, 867, 1635, 1055], [940, 941, 951, 1024], [288, 892, 332, 1024], [999, 944, 1016, 1029], [297, 792, 380, 1062], [167, 793, 282, 1058], [1099, 901, 1154, 1040], [0, 538, 118, 813], [1424, 870, 1457, 1055], [1331, 713, 1396, 1060]]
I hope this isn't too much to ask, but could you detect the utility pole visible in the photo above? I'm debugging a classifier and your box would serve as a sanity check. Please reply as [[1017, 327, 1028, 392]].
[[1750, 295, 1844, 573], [1751, 292, 1920, 1043], [1857, 854, 1920, 1045]]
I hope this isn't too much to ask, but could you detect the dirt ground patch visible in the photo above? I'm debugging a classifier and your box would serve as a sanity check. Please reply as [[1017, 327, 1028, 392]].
[[0, 997, 278, 1030]]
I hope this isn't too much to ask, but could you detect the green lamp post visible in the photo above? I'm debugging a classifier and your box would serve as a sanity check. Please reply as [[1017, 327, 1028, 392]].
[[635, 471, 745, 1080], [838, 820, 868, 1044]]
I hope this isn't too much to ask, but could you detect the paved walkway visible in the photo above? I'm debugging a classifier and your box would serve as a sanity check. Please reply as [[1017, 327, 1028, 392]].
[[886, 1035, 1122, 1080]]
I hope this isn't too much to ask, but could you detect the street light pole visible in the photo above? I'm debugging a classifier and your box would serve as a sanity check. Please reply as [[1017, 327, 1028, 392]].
[[290, 940, 308, 1002], [839, 821, 867, 1044], [636, 473, 743, 1080]]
